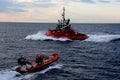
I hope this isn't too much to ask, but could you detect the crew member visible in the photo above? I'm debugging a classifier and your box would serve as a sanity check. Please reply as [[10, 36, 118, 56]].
[[36, 54, 43, 65], [18, 56, 27, 65], [39, 55, 43, 64]]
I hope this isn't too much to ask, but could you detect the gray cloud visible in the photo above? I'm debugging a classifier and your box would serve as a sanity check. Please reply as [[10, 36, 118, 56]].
[[0, 0, 27, 13], [116, 0, 120, 2]]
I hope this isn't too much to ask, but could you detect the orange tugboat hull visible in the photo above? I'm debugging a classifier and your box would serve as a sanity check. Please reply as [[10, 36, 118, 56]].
[[45, 30, 88, 40]]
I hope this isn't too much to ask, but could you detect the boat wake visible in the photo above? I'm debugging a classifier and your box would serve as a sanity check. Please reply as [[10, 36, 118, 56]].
[[25, 31, 120, 42], [25, 31, 71, 41], [0, 64, 63, 80], [85, 34, 120, 42]]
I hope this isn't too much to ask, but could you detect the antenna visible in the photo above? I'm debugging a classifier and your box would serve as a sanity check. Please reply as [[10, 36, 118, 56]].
[[62, 7, 65, 21]]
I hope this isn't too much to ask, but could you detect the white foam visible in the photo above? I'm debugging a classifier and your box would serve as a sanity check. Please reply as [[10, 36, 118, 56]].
[[25, 31, 71, 41], [0, 69, 20, 80], [40, 64, 63, 74], [85, 34, 120, 42], [14, 64, 63, 80], [0, 64, 63, 80]]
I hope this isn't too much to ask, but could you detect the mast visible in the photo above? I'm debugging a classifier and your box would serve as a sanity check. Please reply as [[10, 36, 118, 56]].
[[62, 7, 65, 21]]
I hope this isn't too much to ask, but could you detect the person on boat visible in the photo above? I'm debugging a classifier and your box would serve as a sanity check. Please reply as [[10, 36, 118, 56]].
[[36, 54, 40, 64], [18, 56, 27, 65], [39, 55, 44, 64], [36, 54, 43, 65], [17, 56, 27, 72], [18, 56, 32, 72]]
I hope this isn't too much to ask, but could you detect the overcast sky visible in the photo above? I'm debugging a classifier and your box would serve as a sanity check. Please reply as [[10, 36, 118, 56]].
[[0, 0, 120, 23]]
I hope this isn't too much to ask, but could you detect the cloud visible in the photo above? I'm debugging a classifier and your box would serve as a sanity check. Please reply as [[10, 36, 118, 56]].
[[31, 1, 55, 8], [116, 0, 120, 2], [14, 0, 56, 9], [13, 0, 34, 3], [0, 0, 120, 23], [80, 0, 95, 3], [0, 0, 27, 13], [0, 0, 56, 14], [0, 9, 33, 22], [98, 0, 110, 3]]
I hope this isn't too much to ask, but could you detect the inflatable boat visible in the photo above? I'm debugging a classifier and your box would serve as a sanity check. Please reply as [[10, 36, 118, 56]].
[[15, 54, 59, 73]]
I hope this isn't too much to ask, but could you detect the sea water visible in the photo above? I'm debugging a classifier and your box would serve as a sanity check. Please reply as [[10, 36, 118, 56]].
[[0, 22, 120, 80]]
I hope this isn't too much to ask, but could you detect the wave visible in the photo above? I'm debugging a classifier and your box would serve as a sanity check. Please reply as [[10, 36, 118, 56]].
[[0, 64, 63, 80], [85, 34, 120, 42], [25, 31, 71, 41], [0, 69, 19, 80], [25, 31, 120, 42]]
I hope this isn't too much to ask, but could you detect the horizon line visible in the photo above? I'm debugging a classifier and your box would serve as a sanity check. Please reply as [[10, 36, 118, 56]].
[[0, 22, 120, 24]]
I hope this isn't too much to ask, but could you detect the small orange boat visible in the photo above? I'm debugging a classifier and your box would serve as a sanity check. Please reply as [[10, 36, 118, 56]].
[[15, 54, 59, 73]]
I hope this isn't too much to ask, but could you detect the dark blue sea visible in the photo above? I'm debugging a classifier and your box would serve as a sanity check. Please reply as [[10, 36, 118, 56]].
[[0, 22, 120, 80]]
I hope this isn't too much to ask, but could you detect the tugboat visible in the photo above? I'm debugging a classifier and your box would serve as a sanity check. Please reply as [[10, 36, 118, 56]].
[[45, 7, 89, 40]]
